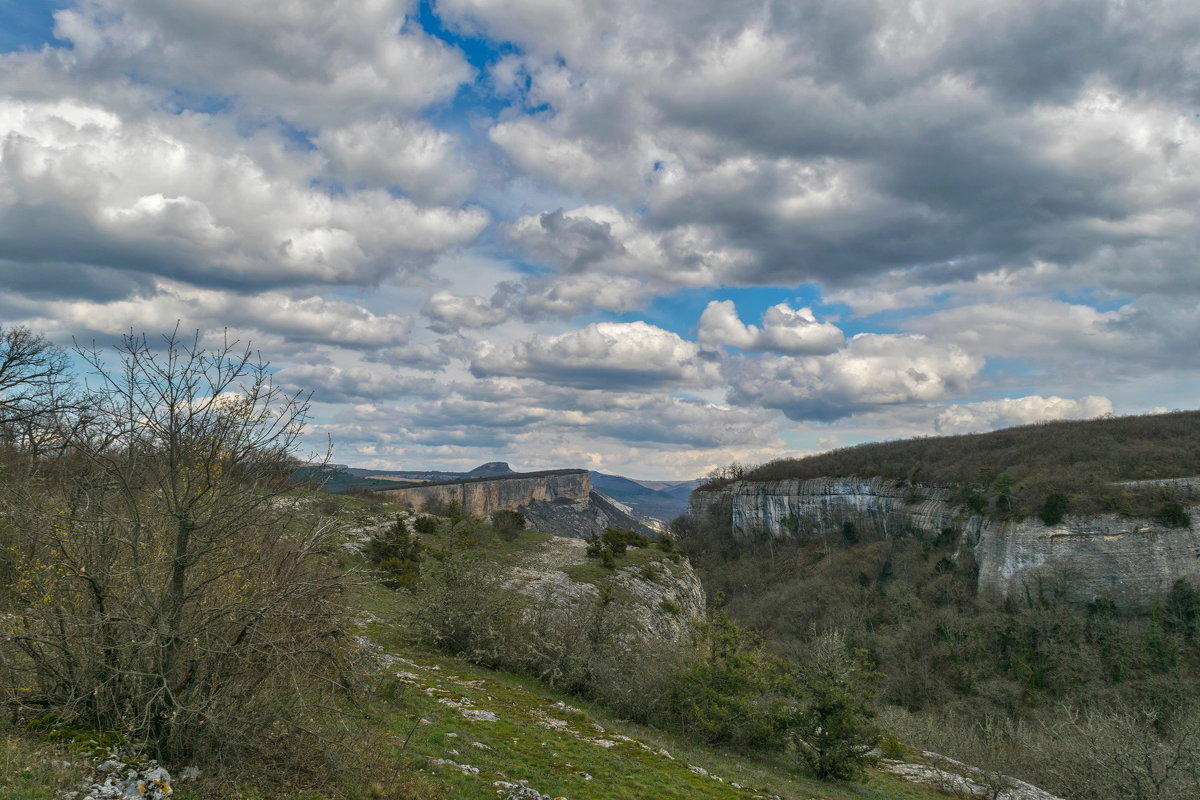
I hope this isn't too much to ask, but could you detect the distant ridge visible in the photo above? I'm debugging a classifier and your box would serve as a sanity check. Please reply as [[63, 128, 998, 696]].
[[467, 461, 516, 476]]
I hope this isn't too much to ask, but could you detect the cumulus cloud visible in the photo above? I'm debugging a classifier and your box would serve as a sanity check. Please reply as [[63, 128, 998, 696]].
[[501, 273, 654, 321], [506, 205, 750, 289], [727, 333, 984, 421], [31, 282, 414, 350], [698, 300, 844, 355], [445, 0, 1200, 295], [0, 97, 489, 289], [316, 119, 475, 204], [470, 321, 722, 390], [53, 0, 471, 128], [4, 0, 1199, 477], [934, 395, 1114, 435], [274, 363, 439, 404], [907, 299, 1130, 355], [422, 291, 509, 333]]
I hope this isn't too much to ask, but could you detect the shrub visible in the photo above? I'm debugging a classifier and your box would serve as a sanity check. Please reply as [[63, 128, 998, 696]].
[[413, 515, 439, 534], [668, 612, 791, 749], [587, 527, 651, 559], [1040, 493, 1070, 526], [363, 521, 423, 589], [603, 527, 650, 554], [490, 509, 526, 540], [1155, 502, 1191, 529]]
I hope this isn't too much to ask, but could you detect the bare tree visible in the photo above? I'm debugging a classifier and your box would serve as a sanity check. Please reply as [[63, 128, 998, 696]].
[[1040, 703, 1200, 800], [0, 325, 76, 443], [0, 329, 356, 765]]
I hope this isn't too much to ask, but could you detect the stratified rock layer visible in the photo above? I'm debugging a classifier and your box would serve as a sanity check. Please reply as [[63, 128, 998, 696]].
[[377, 470, 591, 518], [690, 477, 1200, 606]]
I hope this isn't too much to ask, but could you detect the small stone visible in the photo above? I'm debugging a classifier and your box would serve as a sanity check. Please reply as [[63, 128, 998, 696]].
[[461, 708, 499, 722]]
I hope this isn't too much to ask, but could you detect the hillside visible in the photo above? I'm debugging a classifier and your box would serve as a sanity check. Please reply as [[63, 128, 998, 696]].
[[2, 492, 986, 800], [701, 411, 1200, 519]]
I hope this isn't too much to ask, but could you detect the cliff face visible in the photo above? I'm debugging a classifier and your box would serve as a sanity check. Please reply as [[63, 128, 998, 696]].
[[690, 478, 1200, 606], [976, 515, 1200, 604], [378, 470, 591, 518], [689, 477, 983, 540]]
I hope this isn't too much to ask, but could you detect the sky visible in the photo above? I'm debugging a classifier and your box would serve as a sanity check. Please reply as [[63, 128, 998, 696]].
[[0, 0, 1197, 479]]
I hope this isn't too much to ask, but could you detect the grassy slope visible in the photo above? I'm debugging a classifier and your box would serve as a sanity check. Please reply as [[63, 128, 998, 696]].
[[0, 494, 950, 800], [357, 592, 947, 800], [0, 636, 950, 800]]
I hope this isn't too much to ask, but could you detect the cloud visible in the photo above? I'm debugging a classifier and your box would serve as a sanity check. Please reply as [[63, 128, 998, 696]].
[[506, 205, 750, 289], [906, 299, 1130, 356], [934, 395, 1114, 435], [447, 0, 1200, 296], [29, 282, 414, 350], [53, 0, 472, 128], [274, 362, 438, 404], [469, 320, 722, 390], [501, 273, 654, 321], [726, 333, 983, 421], [0, 97, 489, 289], [423, 291, 509, 333], [698, 300, 843, 355], [316, 119, 475, 204]]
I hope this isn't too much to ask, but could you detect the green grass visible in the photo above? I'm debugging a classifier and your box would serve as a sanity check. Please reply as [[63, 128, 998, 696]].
[[0, 734, 78, 799], [566, 544, 672, 585], [1, 632, 952, 800], [353, 546, 949, 800], [362, 643, 949, 800]]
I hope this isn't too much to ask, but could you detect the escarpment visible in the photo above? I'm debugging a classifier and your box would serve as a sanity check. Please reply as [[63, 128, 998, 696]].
[[376, 469, 592, 516], [689, 476, 1200, 606], [376, 470, 655, 538]]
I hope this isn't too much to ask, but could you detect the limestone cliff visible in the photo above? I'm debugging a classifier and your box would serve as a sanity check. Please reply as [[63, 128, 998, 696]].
[[690, 477, 1200, 606], [377, 470, 591, 517]]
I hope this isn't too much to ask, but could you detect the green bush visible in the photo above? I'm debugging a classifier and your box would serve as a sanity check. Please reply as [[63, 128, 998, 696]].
[[1040, 493, 1070, 526], [586, 527, 651, 559], [364, 519, 423, 588], [1155, 502, 1191, 529], [668, 612, 791, 749], [413, 515, 439, 534], [490, 509, 526, 540]]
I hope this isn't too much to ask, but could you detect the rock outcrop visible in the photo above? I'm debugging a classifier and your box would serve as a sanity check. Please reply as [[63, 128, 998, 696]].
[[505, 536, 706, 646], [690, 477, 1200, 606], [377, 470, 591, 518], [377, 470, 656, 539], [520, 490, 657, 539]]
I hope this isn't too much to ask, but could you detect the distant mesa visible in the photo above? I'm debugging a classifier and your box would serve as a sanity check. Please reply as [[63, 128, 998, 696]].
[[467, 461, 516, 476]]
